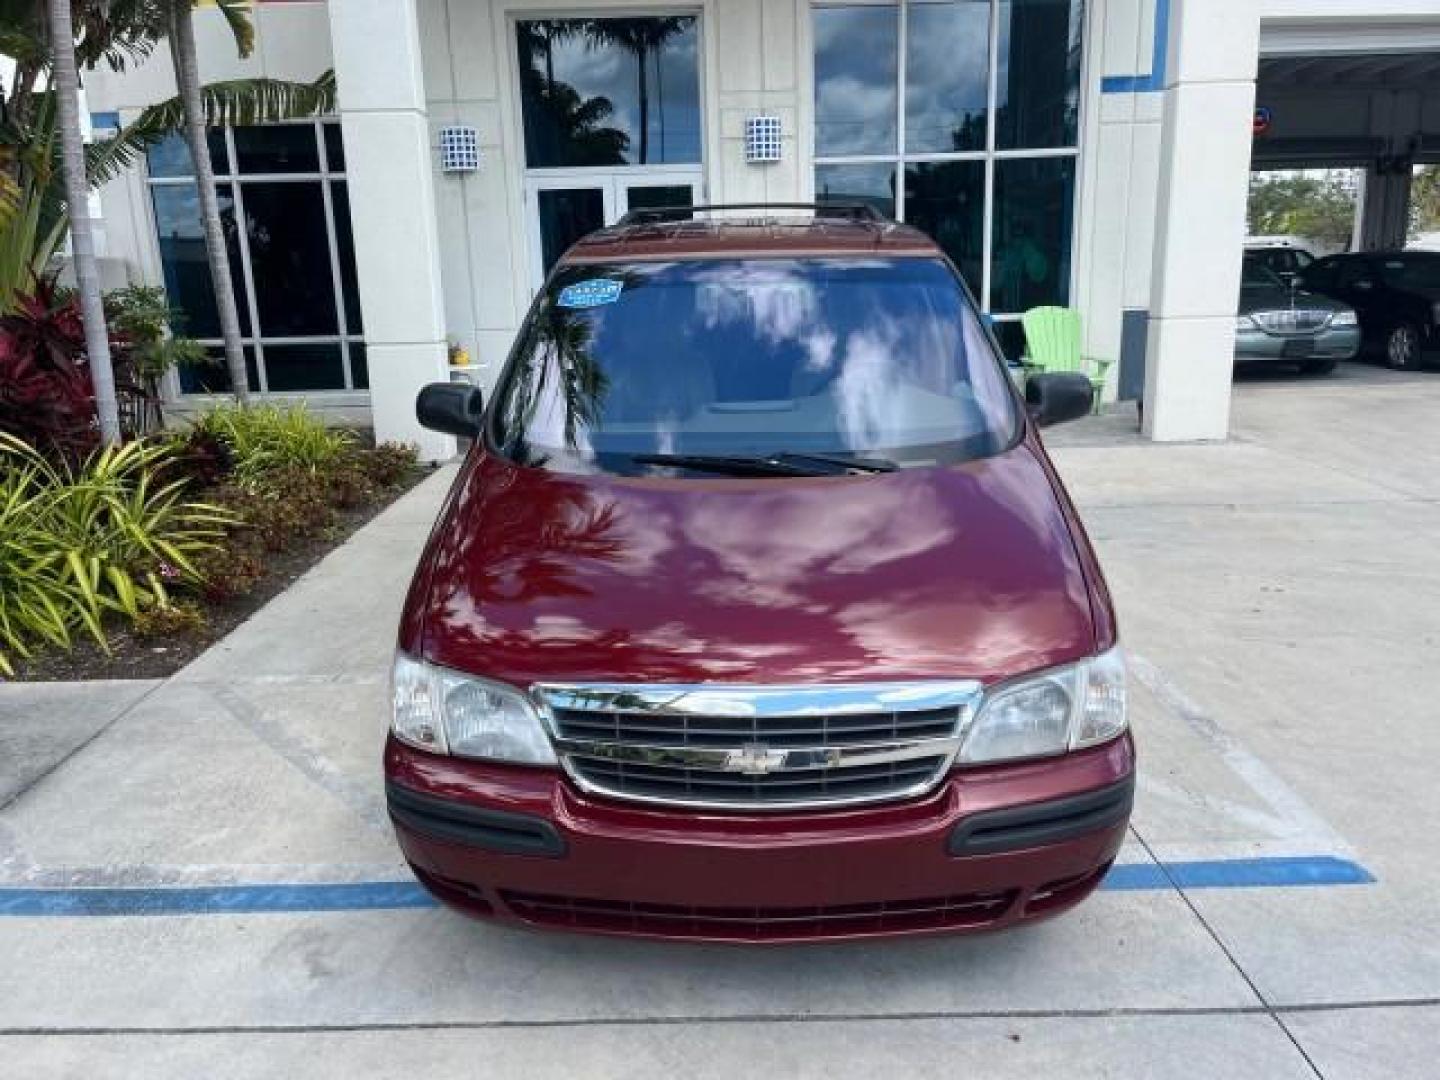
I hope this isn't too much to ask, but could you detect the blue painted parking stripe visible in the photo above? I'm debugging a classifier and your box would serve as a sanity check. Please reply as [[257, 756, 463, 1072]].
[[0, 857, 1373, 916], [0, 881, 437, 917], [1103, 856, 1374, 891]]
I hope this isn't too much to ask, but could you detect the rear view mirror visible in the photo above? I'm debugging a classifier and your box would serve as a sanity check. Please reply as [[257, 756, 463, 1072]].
[[416, 382, 484, 437], [1026, 373, 1093, 428]]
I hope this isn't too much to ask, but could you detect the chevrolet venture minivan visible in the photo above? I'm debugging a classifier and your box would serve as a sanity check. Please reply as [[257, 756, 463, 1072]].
[[386, 205, 1134, 942]]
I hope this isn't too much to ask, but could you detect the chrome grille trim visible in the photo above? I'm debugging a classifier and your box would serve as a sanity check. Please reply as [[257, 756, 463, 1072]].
[[1251, 308, 1334, 334], [533, 681, 982, 811]]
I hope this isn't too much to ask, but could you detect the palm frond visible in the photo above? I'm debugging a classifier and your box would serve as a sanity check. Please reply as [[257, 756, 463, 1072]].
[[212, 0, 256, 59], [85, 71, 337, 187]]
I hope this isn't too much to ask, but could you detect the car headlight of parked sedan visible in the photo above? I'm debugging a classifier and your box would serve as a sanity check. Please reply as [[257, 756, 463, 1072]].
[[1331, 309, 1358, 327], [1235, 314, 1255, 331], [391, 652, 557, 765], [960, 646, 1128, 764]]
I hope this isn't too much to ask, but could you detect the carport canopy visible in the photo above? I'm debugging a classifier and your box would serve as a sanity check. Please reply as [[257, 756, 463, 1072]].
[[1253, 34, 1440, 248]]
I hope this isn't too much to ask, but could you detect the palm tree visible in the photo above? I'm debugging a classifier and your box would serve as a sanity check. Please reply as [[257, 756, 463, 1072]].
[[583, 17, 690, 165], [166, 0, 252, 402], [45, 0, 121, 442]]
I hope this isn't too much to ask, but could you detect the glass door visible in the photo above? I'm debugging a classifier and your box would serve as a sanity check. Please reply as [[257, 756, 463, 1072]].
[[525, 172, 700, 287], [516, 14, 706, 288], [527, 177, 614, 284]]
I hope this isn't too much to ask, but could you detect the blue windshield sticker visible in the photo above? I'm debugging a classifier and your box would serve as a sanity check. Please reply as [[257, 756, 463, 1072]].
[[557, 279, 624, 309]]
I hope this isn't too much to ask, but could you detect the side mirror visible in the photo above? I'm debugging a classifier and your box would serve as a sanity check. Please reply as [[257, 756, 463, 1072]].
[[1026, 372, 1093, 428], [416, 382, 484, 437]]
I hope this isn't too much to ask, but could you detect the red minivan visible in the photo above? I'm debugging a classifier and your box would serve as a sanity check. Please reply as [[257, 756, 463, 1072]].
[[386, 205, 1133, 942]]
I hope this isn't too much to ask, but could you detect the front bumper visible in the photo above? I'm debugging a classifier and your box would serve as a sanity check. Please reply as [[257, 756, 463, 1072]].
[[1235, 325, 1361, 362], [385, 732, 1135, 943]]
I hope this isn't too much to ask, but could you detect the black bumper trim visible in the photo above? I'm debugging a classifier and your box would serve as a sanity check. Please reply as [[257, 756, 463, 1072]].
[[948, 776, 1135, 857], [386, 783, 567, 858]]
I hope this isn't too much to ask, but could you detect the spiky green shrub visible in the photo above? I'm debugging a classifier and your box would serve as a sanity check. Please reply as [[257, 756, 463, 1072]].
[[0, 461, 76, 673], [188, 404, 354, 487], [0, 434, 235, 674]]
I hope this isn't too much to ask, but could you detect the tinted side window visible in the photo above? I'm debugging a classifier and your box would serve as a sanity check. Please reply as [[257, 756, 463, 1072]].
[[1298, 258, 1335, 289], [1379, 257, 1440, 290], [1337, 259, 1374, 288]]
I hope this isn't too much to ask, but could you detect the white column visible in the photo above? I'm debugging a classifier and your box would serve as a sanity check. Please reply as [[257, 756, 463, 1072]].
[[328, 0, 454, 460], [1142, 0, 1260, 441]]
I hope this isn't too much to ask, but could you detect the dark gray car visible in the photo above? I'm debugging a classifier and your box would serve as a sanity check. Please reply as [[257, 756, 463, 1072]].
[[1236, 256, 1360, 374]]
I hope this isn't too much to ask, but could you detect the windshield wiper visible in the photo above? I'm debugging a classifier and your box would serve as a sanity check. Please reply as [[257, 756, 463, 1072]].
[[768, 451, 899, 474], [630, 453, 828, 477], [629, 451, 899, 477]]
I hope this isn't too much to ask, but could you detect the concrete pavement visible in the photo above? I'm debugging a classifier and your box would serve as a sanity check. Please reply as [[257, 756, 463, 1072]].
[[3, 362, 1439, 1077]]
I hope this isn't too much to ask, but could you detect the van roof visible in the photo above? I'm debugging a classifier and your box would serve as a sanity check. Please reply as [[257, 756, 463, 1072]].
[[561, 206, 941, 264]]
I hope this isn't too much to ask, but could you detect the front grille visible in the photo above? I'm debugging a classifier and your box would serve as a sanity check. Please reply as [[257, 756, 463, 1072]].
[[536, 682, 980, 811], [570, 753, 952, 804], [1251, 308, 1333, 334], [551, 706, 960, 747], [500, 888, 1016, 940]]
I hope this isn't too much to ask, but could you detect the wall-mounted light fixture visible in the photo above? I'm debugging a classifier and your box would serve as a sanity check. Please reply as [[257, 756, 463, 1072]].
[[438, 125, 480, 173], [744, 116, 783, 164]]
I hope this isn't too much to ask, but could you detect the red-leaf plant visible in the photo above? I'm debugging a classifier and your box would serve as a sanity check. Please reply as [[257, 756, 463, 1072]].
[[0, 278, 100, 460]]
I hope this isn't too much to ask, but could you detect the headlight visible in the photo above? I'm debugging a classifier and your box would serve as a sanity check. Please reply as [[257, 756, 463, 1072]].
[[391, 653, 557, 765], [1331, 309, 1358, 327], [961, 646, 1128, 764], [1235, 315, 1255, 331]]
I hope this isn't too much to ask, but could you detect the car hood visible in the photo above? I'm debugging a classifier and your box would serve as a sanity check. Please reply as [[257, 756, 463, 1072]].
[[417, 444, 1097, 687], [1239, 285, 1350, 316]]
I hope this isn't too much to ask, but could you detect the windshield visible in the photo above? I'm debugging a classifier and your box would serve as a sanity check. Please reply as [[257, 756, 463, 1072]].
[[491, 258, 1019, 475], [1242, 256, 1285, 289]]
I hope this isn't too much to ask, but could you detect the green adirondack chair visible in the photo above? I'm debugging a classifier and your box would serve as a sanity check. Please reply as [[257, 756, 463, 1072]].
[[1020, 307, 1112, 412]]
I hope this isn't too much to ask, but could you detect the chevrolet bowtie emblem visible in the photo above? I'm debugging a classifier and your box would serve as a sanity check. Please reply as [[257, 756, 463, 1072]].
[[725, 744, 787, 776]]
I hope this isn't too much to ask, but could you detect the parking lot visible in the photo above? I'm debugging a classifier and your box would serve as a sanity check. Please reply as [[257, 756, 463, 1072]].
[[3, 362, 1438, 1078]]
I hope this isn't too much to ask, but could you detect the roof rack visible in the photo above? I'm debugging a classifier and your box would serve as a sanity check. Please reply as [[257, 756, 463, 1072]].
[[615, 202, 887, 227]]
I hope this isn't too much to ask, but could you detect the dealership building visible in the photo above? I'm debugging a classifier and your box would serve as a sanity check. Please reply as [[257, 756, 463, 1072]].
[[85, 0, 1440, 458]]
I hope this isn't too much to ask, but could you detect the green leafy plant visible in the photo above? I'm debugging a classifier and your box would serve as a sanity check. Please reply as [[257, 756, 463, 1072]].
[[0, 433, 235, 670], [104, 284, 208, 433], [189, 403, 355, 486], [0, 461, 76, 675], [104, 284, 207, 381]]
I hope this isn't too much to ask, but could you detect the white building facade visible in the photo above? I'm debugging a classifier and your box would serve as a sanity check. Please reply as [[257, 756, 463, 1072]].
[[85, 0, 1440, 457]]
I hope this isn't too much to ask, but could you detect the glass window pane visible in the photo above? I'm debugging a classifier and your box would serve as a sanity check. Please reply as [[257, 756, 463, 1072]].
[[815, 163, 897, 219], [990, 320, 1028, 364], [262, 343, 346, 392], [150, 181, 250, 339], [234, 125, 321, 173], [238, 181, 339, 336], [625, 184, 693, 215], [996, 0, 1083, 149], [331, 183, 362, 333], [906, 1, 991, 154], [323, 123, 345, 172], [991, 156, 1076, 312], [903, 160, 985, 297], [517, 17, 701, 167], [537, 187, 606, 275], [814, 5, 899, 157], [179, 346, 259, 395], [145, 131, 229, 178], [350, 343, 368, 390]]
